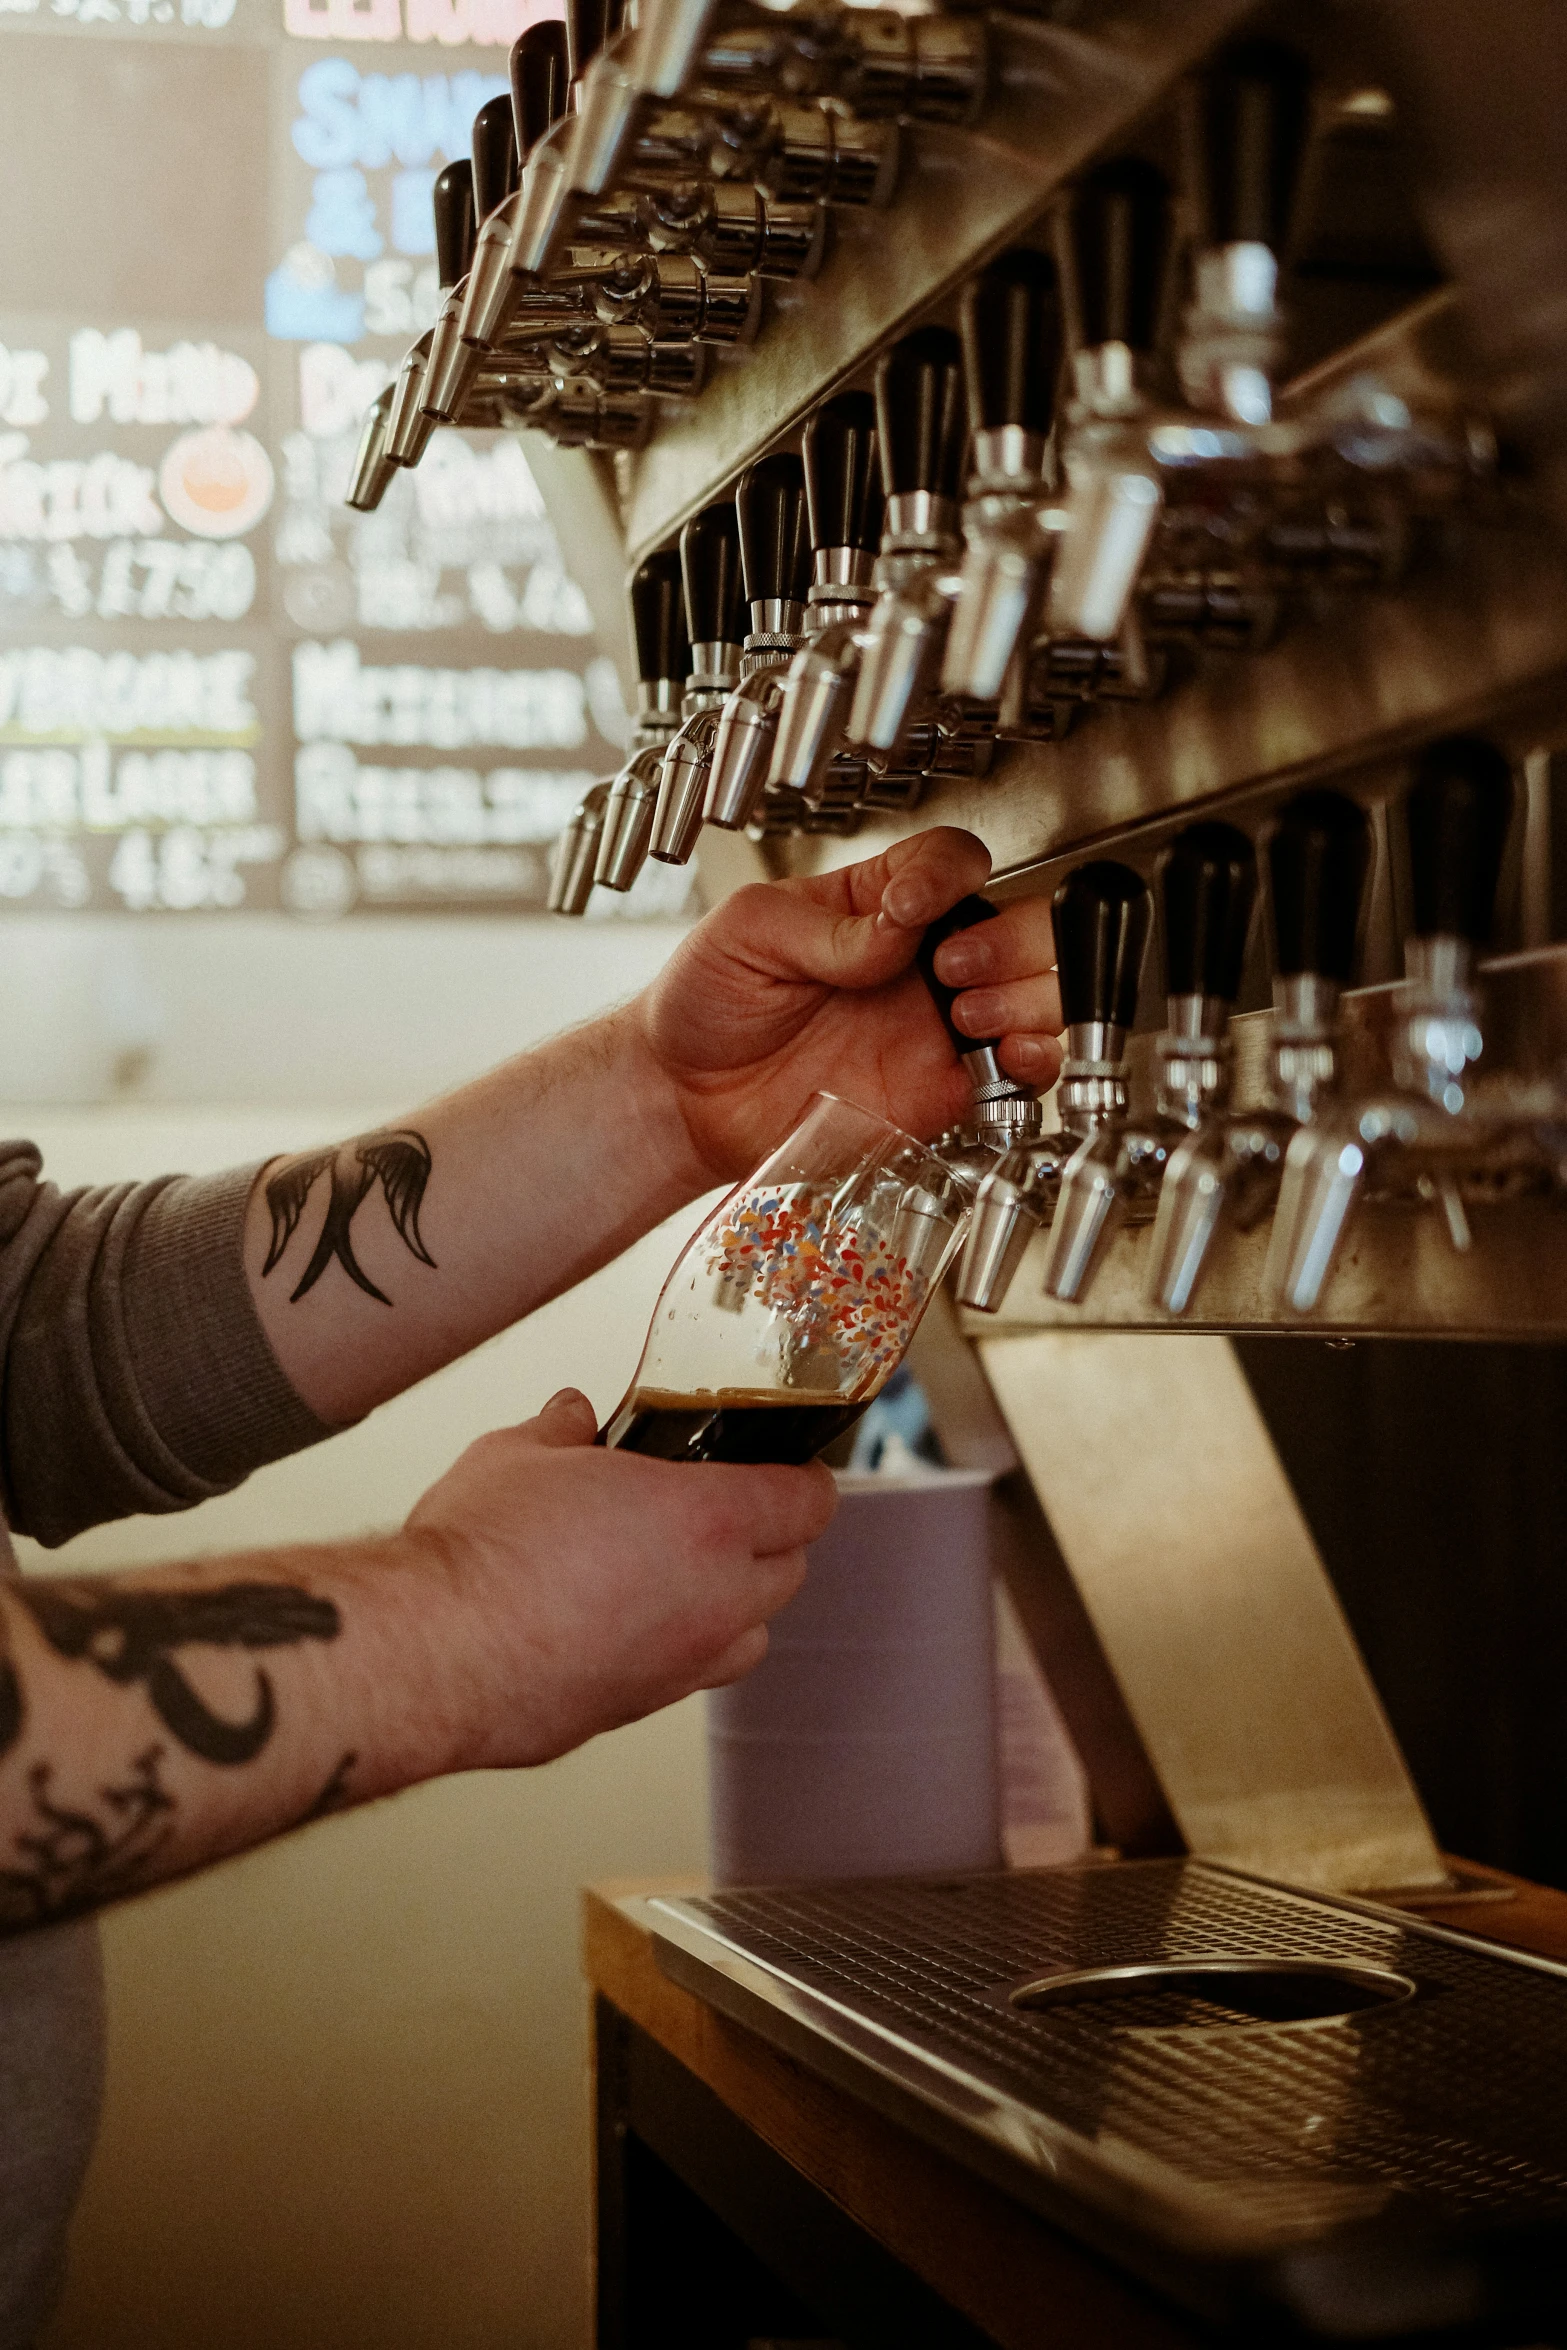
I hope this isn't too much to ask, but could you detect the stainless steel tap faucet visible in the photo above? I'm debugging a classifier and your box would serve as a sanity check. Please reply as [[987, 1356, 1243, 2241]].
[[844, 327, 968, 763], [650, 500, 746, 865], [1044, 820, 1256, 1303], [1265, 736, 1517, 1314], [547, 777, 614, 915], [767, 391, 882, 810], [704, 453, 812, 832], [596, 552, 695, 892], [958, 860, 1151, 1313], [941, 248, 1067, 706], [1149, 789, 1370, 1314], [1046, 158, 1173, 649]]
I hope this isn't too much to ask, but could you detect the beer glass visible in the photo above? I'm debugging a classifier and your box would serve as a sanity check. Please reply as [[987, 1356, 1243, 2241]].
[[602, 1093, 971, 1464]]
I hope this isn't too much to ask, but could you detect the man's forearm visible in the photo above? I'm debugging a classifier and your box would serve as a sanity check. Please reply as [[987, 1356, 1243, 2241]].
[[0, 1544, 472, 1931], [245, 1005, 710, 1427]]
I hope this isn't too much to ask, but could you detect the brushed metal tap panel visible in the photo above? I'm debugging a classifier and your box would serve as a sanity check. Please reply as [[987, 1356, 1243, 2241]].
[[976, 1331, 1445, 1895], [619, 0, 1259, 569], [650, 1861, 1567, 2327], [962, 944, 1567, 1339]]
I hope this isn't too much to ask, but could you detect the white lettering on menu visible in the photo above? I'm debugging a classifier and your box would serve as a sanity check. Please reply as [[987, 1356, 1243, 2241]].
[[292, 640, 588, 749]]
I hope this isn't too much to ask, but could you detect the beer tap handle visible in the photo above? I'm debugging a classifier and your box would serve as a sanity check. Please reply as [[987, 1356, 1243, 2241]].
[[512, 18, 571, 160], [565, 0, 612, 85], [1065, 156, 1172, 363], [735, 452, 811, 617], [916, 896, 1037, 1145], [472, 93, 521, 225], [1405, 733, 1515, 953], [631, 550, 690, 690], [1190, 39, 1313, 261], [803, 391, 882, 562], [1054, 859, 1150, 1039], [875, 326, 967, 519], [1161, 821, 1256, 1018], [1269, 789, 1371, 991], [961, 245, 1062, 469], [433, 161, 477, 290], [680, 500, 745, 652]]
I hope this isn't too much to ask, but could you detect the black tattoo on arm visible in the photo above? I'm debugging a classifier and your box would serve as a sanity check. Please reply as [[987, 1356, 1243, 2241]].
[[0, 1746, 176, 1930], [303, 1750, 357, 1822], [10, 1581, 341, 1767], [263, 1127, 436, 1305]]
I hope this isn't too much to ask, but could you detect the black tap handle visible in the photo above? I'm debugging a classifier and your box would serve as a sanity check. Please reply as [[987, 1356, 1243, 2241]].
[[1405, 734, 1515, 945], [736, 453, 811, 605], [679, 502, 746, 646], [1066, 156, 1172, 355], [916, 896, 1003, 1058], [565, 0, 610, 83], [803, 392, 883, 554], [875, 327, 968, 501], [1053, 861, 1152, 1030], [960, 247, 1063, 437], [1161, 821, 1257, 1002], [1191, 39, 1313, 256], [630, 552, 691, 686], [511, 19, 570, 159], [1269, 789, 1371, 984], [433, 161, 476, 290], [471, 93, 520, 224]]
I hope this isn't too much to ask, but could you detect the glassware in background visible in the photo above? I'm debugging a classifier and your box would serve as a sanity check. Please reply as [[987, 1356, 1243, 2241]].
[[602, 1093, 972, 1463]]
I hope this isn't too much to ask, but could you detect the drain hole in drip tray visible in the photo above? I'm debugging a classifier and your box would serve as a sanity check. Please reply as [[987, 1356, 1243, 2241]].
[[1008, 1958, 1418, 2030]]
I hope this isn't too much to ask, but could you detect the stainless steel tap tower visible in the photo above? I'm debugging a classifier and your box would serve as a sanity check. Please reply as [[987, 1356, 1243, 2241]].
[[348, 0, 1567, 1902]]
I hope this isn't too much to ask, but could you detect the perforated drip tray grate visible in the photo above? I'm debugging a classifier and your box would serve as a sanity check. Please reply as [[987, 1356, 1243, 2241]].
[[649, 1860, 1567, 2338]]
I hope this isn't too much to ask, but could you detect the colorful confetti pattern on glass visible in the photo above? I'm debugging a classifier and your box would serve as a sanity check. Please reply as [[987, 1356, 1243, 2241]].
[[704, 1183, 930, 1391]]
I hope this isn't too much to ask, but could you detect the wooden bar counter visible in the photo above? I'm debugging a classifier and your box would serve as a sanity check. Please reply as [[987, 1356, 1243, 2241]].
[[584, 1865, 1567, 2350]]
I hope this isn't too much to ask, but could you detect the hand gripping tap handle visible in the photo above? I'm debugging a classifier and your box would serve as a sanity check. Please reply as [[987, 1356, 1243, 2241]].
[[915, 896, 1036, 1143], [512, 18, 571, 159], [649, 503, 745, 867], [433, 162, 477, 290], [956, 862, 1148, 1314], [943, 247, 1064, 700], [472, 93, 521, 225]]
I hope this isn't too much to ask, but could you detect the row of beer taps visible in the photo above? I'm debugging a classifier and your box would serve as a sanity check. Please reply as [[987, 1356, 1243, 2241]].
[[345, 0, 981, 493], [531, 31, 1486, 895], [949, 733, 1562, 1323]]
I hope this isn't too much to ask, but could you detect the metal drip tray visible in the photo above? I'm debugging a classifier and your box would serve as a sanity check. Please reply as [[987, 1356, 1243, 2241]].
[[650, 1859, 1567, 2337]]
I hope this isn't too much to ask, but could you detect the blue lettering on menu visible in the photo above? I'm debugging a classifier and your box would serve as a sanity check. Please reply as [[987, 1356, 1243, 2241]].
[[270, 61, 506, 343]]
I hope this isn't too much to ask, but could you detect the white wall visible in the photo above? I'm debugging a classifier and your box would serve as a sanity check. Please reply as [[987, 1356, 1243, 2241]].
[[8, 909, 722, 2350]]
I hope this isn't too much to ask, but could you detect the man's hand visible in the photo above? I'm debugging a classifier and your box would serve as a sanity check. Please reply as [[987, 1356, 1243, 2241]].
[[405, 1389, 836, 1767], [636, 826, 1063, 1179]]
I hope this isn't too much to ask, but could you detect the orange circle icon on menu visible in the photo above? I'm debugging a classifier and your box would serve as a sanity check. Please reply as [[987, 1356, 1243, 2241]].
[[159, 427, 275, 540]]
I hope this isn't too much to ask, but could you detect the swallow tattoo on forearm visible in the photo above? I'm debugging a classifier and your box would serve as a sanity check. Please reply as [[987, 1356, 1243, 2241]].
[[262, 1127, 437, 1306]]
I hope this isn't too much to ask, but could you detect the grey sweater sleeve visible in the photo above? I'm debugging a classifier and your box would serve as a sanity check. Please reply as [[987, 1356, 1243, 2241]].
[[0, 1141, 334, 1549]]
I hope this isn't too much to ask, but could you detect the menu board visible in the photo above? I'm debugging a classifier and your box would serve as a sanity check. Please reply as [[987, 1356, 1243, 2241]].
[[0, 0, 681, 917]]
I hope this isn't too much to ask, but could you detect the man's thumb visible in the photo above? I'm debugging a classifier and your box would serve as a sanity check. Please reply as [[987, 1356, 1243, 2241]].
[[529, 1387, 600, 1447]]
